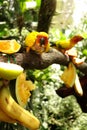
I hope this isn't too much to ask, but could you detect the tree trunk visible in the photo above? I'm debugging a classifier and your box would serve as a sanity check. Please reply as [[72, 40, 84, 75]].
[[37, 0, 56, 33]]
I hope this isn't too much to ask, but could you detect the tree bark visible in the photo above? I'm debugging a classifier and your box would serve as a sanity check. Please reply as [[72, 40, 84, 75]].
[[37, 0, 56, 33], [0, 48, 87, 75]]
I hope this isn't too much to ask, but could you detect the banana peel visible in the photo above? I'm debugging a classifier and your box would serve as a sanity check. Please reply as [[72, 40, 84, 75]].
[[0, 107, 16, 123], [61, 62, 76, 88], [66, 47, 78, 57], [74, 74, 83, 96], [0, 86, 40, 130], [15, 72, 36, 107], [61, 62, 83, 96], [66, 47, 85, 65]]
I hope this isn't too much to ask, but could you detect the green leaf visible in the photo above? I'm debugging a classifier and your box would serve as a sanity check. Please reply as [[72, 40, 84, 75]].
[[36, 0, 41, 7]]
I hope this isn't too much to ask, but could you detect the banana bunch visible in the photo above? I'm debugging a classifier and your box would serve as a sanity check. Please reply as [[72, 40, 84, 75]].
[[0, 84, 40, 130], [0, 62, 40, 130], [0, 107, 16, 123]]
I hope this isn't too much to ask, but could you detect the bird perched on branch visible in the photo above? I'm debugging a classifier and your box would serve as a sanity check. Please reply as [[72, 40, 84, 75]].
[[53, 35, 84, 53], [25, 31, 50, 54]]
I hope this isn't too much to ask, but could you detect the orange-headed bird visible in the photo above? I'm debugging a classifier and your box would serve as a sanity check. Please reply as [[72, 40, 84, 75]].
[[25, 31, 50, 54], [55, 35, 83, 53]]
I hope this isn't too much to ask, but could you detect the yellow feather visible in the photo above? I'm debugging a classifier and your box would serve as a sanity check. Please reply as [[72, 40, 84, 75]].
[[56, 35, 83, 51]]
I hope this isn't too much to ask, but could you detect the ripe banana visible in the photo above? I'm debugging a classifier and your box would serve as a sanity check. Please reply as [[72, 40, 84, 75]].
[[0, 107, 16, 123], [0, 86, 40, 130]]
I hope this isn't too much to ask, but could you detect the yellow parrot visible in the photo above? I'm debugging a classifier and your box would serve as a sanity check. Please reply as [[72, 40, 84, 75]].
[[55, 35, 83, 53], [25, 31, 50, 54]]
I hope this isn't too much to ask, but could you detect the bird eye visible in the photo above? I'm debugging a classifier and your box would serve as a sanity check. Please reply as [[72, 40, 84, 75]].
[[40, 37, 45, 46]]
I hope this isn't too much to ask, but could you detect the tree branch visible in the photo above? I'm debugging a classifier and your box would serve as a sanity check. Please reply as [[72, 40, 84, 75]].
[[0, 48, 87, 75]]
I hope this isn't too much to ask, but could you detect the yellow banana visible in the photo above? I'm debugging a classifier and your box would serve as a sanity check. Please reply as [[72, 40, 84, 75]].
[[0, 107, 16, 123], [0, 86, 40, 130]]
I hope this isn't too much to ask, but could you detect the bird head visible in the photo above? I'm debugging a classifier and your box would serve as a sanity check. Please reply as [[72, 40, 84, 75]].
[[31, 32, 50, 53], [70, 35, 84, 44]]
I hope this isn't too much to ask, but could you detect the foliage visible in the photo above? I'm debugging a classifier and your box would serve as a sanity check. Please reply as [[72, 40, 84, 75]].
[[68, 14, 87, 62], [49, 14, 87, 62], [0, 0, 40, 40], [26, 65, 86, 130], [26, 14, 87, 129]]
